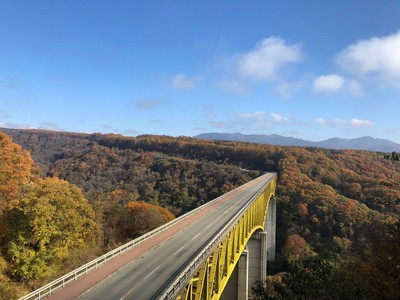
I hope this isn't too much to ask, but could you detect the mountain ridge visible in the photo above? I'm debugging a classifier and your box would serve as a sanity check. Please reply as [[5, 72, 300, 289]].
[[1, 127, 399, 152], [194, 132, 400, 152]]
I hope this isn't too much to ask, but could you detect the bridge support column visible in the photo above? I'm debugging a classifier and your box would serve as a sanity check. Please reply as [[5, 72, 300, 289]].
[[221, 196, 276, 299], [237, 249, 249, 300], [247, 231, 267, 299], [260, 232, 267, 281], [266, 197, 276, 261], [220, 249, 248, 300]]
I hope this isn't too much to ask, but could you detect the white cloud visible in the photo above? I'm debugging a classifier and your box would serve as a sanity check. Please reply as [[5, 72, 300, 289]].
[[317, 117, 373, 127], [239, 111, 266, 123], [171, 74, 202, 90], [238, 37, 302, 80], [312, 74, 365, 96], [271, 113, 291, 124], [215, 80, 249, 94], [336, 31, 400, 87], [236, 111, 270, 131], [350, 118, 374, 127], [316, 117, 344, 126], [346, 80, 366, 97], [313, 74, 345, 93], [235, 111, 295, 130]]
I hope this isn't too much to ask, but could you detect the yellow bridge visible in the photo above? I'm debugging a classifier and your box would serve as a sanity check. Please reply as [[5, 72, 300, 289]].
[[170, 173, 276, 300], [20, 173, 277, 300]]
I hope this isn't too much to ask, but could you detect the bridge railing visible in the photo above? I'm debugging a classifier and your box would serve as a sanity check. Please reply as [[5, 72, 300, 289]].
[[160, 175, 274, 299], [19, 187, 239, 300]]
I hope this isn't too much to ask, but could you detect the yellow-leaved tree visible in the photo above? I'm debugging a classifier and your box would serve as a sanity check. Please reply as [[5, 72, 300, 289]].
[[2, 177, 97, 281], [0, 132, 37, 296]]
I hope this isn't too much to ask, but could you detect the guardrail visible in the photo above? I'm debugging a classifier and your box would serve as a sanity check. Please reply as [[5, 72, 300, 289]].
[[160, 174, 275, 299], [19, 183, 241, 300]]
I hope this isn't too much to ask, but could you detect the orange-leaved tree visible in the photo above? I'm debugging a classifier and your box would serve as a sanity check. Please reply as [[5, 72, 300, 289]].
[[125, 201, 174, 238], [0, 132, 35, 208]]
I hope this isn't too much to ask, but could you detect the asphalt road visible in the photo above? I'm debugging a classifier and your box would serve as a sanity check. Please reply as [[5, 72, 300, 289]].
[[77, 173, 274, 300]]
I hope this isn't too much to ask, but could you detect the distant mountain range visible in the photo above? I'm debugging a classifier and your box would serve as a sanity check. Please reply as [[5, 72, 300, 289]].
[[194, 133, 400, 152]]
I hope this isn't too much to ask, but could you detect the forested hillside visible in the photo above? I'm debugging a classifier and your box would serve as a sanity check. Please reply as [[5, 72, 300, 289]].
[[1, 128, 399, 299]]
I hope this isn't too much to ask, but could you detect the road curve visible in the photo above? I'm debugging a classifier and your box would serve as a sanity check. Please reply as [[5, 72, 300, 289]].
[[50, 173, 275, 300]]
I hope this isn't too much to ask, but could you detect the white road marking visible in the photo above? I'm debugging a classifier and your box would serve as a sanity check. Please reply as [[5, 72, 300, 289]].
[[191, 232, 201, 241], [120, 265, 161, 300], [205, 214, 223, 229], [173, 246, 185, 256], [143, 265, 161, 281]]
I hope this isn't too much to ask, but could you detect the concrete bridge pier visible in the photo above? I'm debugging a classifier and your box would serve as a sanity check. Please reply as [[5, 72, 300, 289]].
[[221, 233, 267, 300], [247, 232, 267, 299], [237, 249, 249, 300], [221, 197, 276, 300], [266, 197, 276, 261]]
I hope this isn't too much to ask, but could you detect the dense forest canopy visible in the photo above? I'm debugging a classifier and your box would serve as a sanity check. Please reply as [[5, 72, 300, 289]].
[[0, 128, 399, 299]]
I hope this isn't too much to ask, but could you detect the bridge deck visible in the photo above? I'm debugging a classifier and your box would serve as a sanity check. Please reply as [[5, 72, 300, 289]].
[[48, 173, 275, 300]]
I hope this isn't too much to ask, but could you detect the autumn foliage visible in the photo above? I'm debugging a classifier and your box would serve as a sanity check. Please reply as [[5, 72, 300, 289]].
[[1, 128, 399, 299], [282, 234, 309, 257], [2, 178, 97, 281], [0, 133, 99, 297], [0, 132, 34, 207], [125, 201, 174, 237]]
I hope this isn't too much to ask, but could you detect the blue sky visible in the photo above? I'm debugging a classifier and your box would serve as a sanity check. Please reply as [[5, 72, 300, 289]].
[[1, 1, 400, 142]]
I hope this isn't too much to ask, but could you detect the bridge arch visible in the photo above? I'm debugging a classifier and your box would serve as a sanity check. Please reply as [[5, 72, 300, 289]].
[[171, 176, 277, 300]]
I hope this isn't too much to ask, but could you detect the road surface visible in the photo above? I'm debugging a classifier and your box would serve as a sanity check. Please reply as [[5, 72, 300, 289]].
[[52, 173, 274, 300]]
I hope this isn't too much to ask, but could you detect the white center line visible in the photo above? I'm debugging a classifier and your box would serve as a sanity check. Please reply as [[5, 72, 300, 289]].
[[173, 246, 185, 256], [191, 232, 201, 241], [143, 265, 161, 281], [205, 214, 223, 229], [120, 265, 161, 300]]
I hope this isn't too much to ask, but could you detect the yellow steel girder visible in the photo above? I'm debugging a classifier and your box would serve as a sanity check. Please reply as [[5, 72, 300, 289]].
[[177, 177, 276, 300]]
